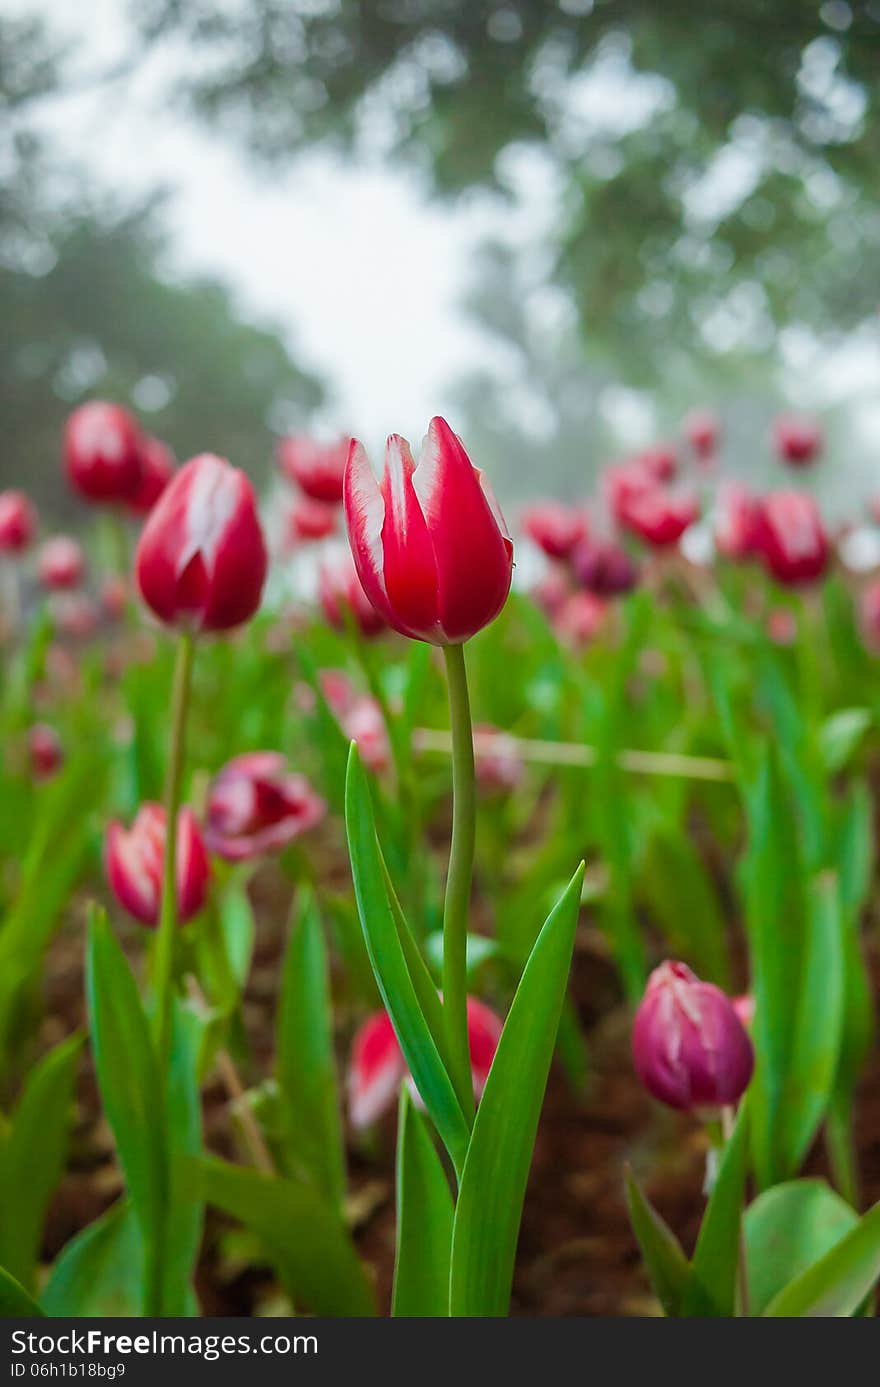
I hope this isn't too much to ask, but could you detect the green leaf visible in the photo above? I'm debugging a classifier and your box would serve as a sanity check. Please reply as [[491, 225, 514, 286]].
[[85, 907, 166, 1306], [819, 708, 871, 774], [161, 1000, 204, 1316], [745, 1180, 859, 1316], [41, 1202, 143, 1318], [624, 1170, 690, 1316], [345, 745, 470, 1176], [683, 1106, 750, 1316], [640, 827, 730, 988], [763, 1199, 880, 1316], [392, 1090, 454, 1317], [277, 888, 345, 1209], [449, 862, 584, 1316], [218, 883, 256, 990], [193, 1156, 376, 1316], [0, 1263, 44, 1317], [0, 1033, 81, 1291]]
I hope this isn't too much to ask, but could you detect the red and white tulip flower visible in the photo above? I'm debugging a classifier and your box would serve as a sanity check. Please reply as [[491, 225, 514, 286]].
[[683, 409, 720, 462], [64, 401, 144, 502], [344, 417, 514, 645], [277, 435, 349, 504], [128, 435, 175, 515], [105, 802, 209, 928], [753, 490, 829, 587], [135, 453, 268, 633], [772, 413, 822, 467], [318, 554, 386, 638], [38, 536, 85, 590], [0, 491, 37, 554], [522, 502, 585, 561], [204, 752, 326, 862]]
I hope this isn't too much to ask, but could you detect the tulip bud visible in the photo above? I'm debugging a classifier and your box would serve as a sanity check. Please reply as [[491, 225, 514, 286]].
[[773, 414, 822, 467], [105, 802, 209, 927], [0, 491, 37, 555], [618, 485, 699, 549], [204, 752, 326, 862], [318, 555, 386, 637], [135, 453, 268, 633], [632, 960, 754, 1112], [344, 417, 513, 645], [634, 445, 677, 483], [287, 496, 337, 544], [28, 724, 63, 780], [714, 482, 761, 561], [522, 503, 585, 561], [683, 409, 720, 461], [64, 401, 143, 502], [277, 435, 349, 504], [753, 491, 829, 587], [348, 996, 503, 1128], [38, 536, 85, 590], [128, 436, 175, 514], [572, 537, 639, 596]]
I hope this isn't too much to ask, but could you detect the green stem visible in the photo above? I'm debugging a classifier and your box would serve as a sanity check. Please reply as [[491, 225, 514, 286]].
[[721, 1105, 749, 1317], [152, 632, 195, 1070], [441, 642, 476, 1126]]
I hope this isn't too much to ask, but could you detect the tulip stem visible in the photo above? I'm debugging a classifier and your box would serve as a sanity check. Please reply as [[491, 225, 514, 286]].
[[152, 631, 195, 1071], [441, 642, 477, 1126], [722, 1104, 750, 1317]]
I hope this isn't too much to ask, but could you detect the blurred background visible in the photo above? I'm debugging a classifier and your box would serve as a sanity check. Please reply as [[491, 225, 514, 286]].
[[2, 0, 879, 525]]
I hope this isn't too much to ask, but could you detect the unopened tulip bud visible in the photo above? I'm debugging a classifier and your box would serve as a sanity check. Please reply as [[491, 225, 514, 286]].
[[135, 453, 268, 633], [64, 401, 143, 502], [204, 752, 326, 862], [28, 724, 63, 780], [619, 485, 699, 549], [38, 536, 85, 590], [105, 802, 209, 927], [632, 960, 754, 1112], [522, 503, 585, 561], [634, 445, 677, 483], [754, 491, 829, 587], [683, 409, 720, 462], [773, 414, 822, 467], [287, 496, 337, 544], [277, 435, 349, 504], [0, 491, 37, 554], [714, 482, 761, 562], [344, 418, 513, 645]]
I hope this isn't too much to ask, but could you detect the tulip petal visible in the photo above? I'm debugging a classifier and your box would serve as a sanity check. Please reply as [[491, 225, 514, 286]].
[[379, 435, 440, 640], [343, 440, 398, 628]]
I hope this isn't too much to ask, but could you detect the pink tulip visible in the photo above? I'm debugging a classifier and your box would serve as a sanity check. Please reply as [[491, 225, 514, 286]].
[[105, 803, 209, 927], [319, 671, 390, 774], [683, 409, 720, 462], [0, 491, 37, 554], [52, 593, 99, 641], [522, 502, 585, 561], [554, 590, 608, 647], [348, 997, 503, 1128], [714, 482, 762, 562], [64, 401, 143, 502], [344, 418, 513, 645], [277, 435, 349, 504], [38, 536, 85, 590], [634, 444, 677, 484], [135, 454, 268, 633], [632, 960, 754, 1112], [753, 491, 829, 587], [318, 555, 386, 637], [204, 752, 326, 861], [530, 568, 571, 619], [773, 414, 822, 467], [860, 580, 880, 652]]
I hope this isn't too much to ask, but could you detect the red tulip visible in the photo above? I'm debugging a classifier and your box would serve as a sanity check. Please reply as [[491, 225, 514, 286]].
[[135, 453, 268, 633], [683, 409, 720, 461], [204, 752, 326, 862], [128, 436, 175, 514], [634, 444, 677, 483], [618, 484, 699, 549], [319, 670, 390, 773], [318, 554, 386, 637], [64, 401, 143, 502], [714, 482, 762, 561], [572, 537, 639, 596], [753, 491, 829, 586], [522, 502, 585, 560], [277, 435, 349, 504], [345, 418, 513, 645], [287, 496, 337, 544], [0, 491, 37, 554], [773, 414, 822, 466], [105, 803, 209, 927], [603, 461, 654, 526], [632, 960, 754, 1112], [348, 997, 503, 1128], [28, 724, 63, 781], [860, 580, 880, 652], [38, 536, 85, 590], [473, 724, 524, 793]]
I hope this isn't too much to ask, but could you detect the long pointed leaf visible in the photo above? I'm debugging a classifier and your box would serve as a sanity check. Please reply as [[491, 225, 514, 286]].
[[624, 1169, 690, 1316], [392, 1090, 454, 1317], [763, 1200, 880, 1316], [683, 1105, 749, 1316]]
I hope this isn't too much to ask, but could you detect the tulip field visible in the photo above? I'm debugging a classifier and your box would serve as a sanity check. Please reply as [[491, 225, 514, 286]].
[[1, 400, 880, 1323]]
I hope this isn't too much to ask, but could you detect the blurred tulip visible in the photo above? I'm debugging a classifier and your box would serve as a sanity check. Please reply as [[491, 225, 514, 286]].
[[754, 491, 829, 586], [714, 482, 761, 561], [634, 444, 677, 483], [318, 554, 386, 637], [531, 568, 570, 619], [554, 589, 608, 647], [135, 453, 268, 633], [348, 997, 503, 1128], [319, 670, 390, 773], [683, 408, 720, 461], [474, 724, 524, 793], [38, 536, 85, 590], [522, 502, 585, 560], [204, 752, 326, 862], [344, 417, 513, 645], [53, 593, 99, 641], [128, 436, 175, 514], [604, 461, 654, 526], [572, 537, 639, 596], [773, 414, 822, 466], [105, 803, 209, 927], [277, 435, 349, 504], [618, 485, 699, 549], [632, 960, 754, 1112], [860, 579, 880, 651], [0, 491, 37, 554], [64, 401, 143, 502], [101, 574, 128, 622], [28, 724, 63, 780], [287, 496, 338, 544], [766, 606, 797, 646]]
